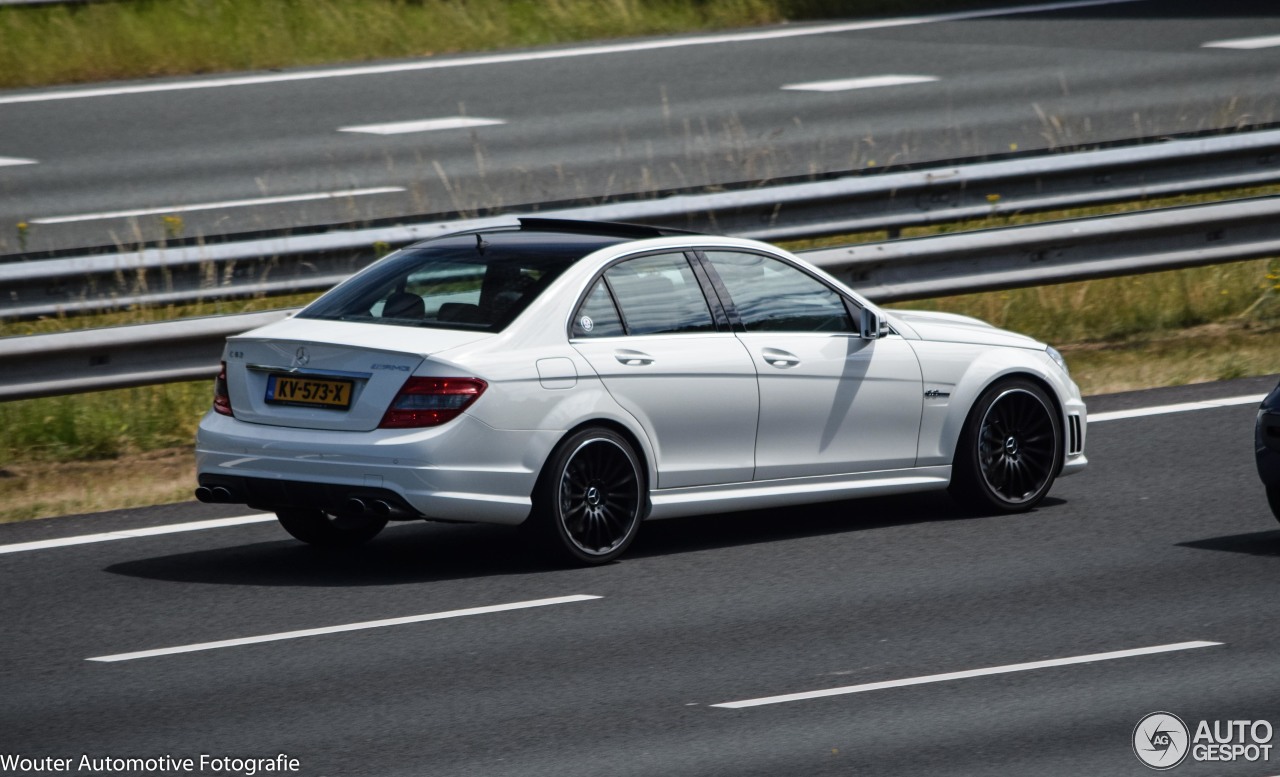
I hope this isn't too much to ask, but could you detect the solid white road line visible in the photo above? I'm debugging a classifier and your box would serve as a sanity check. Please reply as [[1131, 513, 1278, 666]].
[[0, 515, 275, 556], [30, 187, 405, 225], [1089, 394, 1265, 423], [0, 0, 1142, 106], [339, 117, 506, 135], [782, 75, 938, 92], [0, 390, 1267, 557], [87, 595, 602, 662], [1203, 35, 1280, 50], [0, 156, 37, 166], [712, 641, 1222, 709]]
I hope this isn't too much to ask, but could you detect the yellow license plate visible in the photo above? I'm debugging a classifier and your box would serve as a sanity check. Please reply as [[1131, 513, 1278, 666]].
[[266, 374, 354, 409]]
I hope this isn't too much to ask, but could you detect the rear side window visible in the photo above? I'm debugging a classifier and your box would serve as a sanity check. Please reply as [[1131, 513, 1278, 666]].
[[704, 251, 853, 333], [298, 236, 593, 332], [572, 280, 626, 338], [602, 253, 716, 336]]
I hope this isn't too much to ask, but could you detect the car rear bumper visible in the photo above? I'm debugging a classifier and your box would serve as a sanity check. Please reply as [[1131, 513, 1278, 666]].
[[195, 411, 563, 525]]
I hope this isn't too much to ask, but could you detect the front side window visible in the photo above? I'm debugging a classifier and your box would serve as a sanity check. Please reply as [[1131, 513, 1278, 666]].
[[704, 251, 853, 333], [602, 253, 717, 336]]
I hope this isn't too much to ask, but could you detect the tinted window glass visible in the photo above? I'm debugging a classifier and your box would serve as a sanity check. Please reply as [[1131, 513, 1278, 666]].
[[705, 251, 853, 333], [572, 280, 625, 338], [298, 232, 616, 332], [605, 253, 716, 336]]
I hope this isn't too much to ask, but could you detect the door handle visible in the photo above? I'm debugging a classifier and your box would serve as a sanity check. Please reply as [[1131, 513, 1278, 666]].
[[614, 349, 654, 366], [762, 348, 800, 368]]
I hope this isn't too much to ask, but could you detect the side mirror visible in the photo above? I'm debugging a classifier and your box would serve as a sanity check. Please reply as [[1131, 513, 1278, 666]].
[[860, 307, 886, 340]]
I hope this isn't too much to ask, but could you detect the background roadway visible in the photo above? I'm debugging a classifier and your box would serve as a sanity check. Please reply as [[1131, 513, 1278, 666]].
[[1, 0, 1279, 254], [1, 375, 1278, 776]]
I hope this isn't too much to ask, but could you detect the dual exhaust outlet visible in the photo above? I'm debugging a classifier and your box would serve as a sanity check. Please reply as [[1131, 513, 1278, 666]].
[[194, 487, 408, 520], [340, 497, 405, 519], [194, 486, 233, 504]]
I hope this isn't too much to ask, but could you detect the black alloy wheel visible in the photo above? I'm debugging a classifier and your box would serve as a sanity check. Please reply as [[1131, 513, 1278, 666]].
[[275, 508, 388, 548], [530, 427, 645, 565], [951, 379, 1063, 513]]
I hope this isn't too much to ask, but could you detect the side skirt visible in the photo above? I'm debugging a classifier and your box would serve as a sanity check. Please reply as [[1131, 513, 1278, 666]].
[[646, 466, 952, 520]]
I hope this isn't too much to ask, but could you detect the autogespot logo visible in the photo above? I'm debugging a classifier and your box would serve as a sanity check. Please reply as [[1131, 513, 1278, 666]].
[[1134, 712, 1190, 770]]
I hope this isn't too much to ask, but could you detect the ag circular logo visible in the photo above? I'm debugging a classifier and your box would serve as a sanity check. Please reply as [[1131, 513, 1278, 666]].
[[1134, 712, 1190, 770], [579, 315, 594, 333]]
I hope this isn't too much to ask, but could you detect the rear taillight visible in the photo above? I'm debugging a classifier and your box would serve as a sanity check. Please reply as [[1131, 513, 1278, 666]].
[[379, 377, 487, 428], [213, 361, 234, 417]]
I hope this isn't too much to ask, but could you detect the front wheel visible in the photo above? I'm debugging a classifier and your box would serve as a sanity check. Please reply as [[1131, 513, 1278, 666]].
[[276, 508, 388, 548], [950, 379, 1063, 514], [527, 427, 645, 565]]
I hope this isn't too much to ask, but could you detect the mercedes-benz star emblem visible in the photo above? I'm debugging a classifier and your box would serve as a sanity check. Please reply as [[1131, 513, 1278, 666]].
[[294, 346, 310, 367]]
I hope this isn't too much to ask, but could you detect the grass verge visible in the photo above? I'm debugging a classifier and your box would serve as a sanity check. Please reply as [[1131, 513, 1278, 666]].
[[0, 0, 1034, 91]]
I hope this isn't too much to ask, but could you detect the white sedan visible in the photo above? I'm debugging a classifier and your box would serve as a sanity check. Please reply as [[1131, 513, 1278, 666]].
[[196, 219, 1087, 564]]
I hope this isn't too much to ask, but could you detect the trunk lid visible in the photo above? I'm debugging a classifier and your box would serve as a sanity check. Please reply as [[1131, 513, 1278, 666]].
[[223, 317, 490, 431]]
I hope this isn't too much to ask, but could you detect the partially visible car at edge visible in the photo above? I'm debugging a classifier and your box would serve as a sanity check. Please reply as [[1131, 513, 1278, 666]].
[[1256, 381, 1280, 520], [195, 218, 1087, 565]]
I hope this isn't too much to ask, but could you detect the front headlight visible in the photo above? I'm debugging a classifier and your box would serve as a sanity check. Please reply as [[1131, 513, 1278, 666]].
[[1046, 345, 1069, 376]]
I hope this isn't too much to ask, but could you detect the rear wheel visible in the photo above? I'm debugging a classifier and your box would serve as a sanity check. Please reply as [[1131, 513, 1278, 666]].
[[528, 427, 645, 565], [950, 379, 1063, 513], [276, 508, 388, 548]]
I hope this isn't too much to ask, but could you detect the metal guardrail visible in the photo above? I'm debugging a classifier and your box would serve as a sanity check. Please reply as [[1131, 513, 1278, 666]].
[[808, 195, 1280, 302], [0, 311, 288, 401], [4, 128, 1280, 320], [3, 194, 1278, 401]]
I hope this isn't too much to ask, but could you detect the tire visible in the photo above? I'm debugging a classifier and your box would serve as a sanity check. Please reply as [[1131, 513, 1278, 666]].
[[1266, 486, 1280, 523], [276, 508, 388, 548], [950, 378, 1063, 514], [527, 427, 646, 565]]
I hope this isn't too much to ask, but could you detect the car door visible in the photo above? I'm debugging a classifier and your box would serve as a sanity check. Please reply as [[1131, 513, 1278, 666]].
[[701, 250, 924, 480], [569, 251, 759, 489]]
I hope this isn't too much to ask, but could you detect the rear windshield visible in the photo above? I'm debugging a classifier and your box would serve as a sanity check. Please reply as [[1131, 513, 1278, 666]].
[[298, 232, 617, 332]]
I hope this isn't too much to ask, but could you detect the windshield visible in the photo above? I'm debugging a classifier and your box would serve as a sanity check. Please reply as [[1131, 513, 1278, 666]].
[[298, 231, 621, 332]]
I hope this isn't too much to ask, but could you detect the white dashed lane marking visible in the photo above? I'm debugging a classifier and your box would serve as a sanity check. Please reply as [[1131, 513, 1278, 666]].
[[1203, 35, 1280, 50], [712, 641, 1222, 709], [782, 75, 939, 92], [87, 595, 603, 662], [30, 187, 405, 224], [338, 117, 506, 135], [1088, 394, 1265, 423], [0, 515, 275, 555]]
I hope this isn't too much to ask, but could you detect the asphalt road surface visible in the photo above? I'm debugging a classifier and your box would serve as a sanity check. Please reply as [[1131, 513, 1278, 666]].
[[2, 0, 1279, 253], [2, 375, 1279, 776]]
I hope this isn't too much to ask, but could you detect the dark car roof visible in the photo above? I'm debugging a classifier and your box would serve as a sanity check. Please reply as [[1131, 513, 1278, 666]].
[[409, 227, 636, 260]]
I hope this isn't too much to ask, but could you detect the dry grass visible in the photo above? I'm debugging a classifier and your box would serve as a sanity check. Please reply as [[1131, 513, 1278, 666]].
[[0, 447, 195, 524], [1061, 322, 1280, 395]]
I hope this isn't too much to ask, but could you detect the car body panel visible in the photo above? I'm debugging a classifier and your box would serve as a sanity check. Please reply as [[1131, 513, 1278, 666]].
[[736, 331, 924, 478], [222, 317, 490, 432], [571, 332, 759, 488]]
